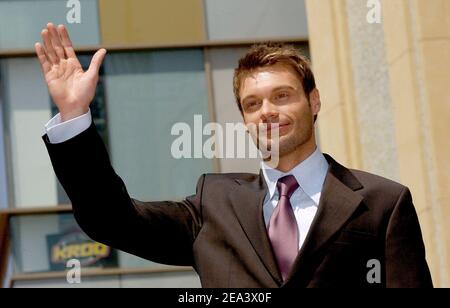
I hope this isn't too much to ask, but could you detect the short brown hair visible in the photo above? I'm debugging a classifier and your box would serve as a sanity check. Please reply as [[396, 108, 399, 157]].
[[233, 43, 317, 121]]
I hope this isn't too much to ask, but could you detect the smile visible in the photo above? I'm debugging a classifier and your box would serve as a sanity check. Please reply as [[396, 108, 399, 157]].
[[260, 123, 291, 135]]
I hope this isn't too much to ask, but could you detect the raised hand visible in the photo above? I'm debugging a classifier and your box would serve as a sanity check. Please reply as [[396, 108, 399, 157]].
[[35, 23, 106, 122]]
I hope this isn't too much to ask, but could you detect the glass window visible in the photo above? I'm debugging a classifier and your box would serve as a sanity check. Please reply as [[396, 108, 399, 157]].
[[0, 57, 58, 208], [204, 0, 309, 40], [9, 213, 170, 274], [0, 0, 100, 51], [0, 54, 108, 208], [104, 49, 215, 201], [9, 212, 200, 288]]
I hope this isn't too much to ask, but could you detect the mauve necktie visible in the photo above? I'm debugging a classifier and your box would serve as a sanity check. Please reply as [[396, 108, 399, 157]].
[[268, 175, 299, 281]]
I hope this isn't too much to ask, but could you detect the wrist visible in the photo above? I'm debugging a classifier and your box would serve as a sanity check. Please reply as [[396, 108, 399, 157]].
[[60, 107, 89, 122]]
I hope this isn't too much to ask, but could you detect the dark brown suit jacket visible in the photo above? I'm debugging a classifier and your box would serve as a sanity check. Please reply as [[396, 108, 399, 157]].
[[43, 123, 433, 288]]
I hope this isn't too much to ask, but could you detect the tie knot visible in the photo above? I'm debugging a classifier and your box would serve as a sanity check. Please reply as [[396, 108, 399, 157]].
[[277, 175, 299, 198]]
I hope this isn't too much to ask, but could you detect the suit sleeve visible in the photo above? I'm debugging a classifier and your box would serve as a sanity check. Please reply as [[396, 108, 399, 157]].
[[43, 122, 205, 266], [385, 187, 433, 287]]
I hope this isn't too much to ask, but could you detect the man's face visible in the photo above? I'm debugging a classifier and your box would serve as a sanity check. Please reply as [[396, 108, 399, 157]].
[[239, 64, 320, 158]]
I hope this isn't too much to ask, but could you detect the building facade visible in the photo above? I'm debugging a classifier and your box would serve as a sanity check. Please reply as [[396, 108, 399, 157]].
[[0, 0, 448, 287]]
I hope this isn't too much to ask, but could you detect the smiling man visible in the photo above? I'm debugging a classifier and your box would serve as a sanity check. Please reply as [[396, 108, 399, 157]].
[[38, 23, 432, 288], [235, 47, 320, 173]]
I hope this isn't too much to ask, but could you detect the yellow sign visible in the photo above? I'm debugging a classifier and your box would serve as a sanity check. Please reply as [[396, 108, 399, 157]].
[[52, 242, 110, 263]]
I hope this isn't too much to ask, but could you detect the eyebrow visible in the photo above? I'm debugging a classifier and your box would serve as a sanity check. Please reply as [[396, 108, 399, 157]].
[[271, 85, 297, 92]]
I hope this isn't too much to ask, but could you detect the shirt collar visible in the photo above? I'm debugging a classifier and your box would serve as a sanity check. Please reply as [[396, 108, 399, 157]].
[[260, 146, 329, 201]]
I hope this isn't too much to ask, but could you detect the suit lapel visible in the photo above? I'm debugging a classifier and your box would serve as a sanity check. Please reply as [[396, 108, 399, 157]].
[[230, 173, 283, 285], [284, 154, 364, 284]]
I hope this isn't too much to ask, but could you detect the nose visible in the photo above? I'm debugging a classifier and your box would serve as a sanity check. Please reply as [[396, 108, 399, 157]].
[[260, 99, 279, 122]]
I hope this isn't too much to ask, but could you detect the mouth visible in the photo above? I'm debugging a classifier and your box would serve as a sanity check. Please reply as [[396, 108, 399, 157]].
[[260, 122, 291, 136]]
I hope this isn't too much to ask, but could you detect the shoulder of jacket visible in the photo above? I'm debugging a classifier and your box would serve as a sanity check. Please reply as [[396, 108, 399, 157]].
[[350, 169, 407, 195]]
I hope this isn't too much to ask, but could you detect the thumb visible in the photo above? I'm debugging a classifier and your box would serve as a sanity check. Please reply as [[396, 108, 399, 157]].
[[87, 48, 107, 77]]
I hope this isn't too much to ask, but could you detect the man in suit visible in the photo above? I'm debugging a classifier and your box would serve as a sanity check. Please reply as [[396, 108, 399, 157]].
[[36, 23, 433, 287]]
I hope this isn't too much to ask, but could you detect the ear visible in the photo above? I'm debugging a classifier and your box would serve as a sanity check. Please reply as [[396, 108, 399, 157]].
[[309, 88, 321, 117]]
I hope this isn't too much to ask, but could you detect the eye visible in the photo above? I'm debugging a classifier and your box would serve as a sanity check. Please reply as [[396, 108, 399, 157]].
[[245, 100, 261, 110], [275, 91, 290, 100]]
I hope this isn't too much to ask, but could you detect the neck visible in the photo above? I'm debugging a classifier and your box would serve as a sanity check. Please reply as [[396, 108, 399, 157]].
[[265, 135, 317, 173]]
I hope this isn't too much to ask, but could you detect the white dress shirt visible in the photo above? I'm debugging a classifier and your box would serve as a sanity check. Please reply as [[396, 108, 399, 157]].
[[261, 147, 329, 250], [44, 111, 329, 252], [44, 110, 92, 144]]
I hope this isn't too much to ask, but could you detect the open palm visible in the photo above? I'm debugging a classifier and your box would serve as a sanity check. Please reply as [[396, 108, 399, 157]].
[[35, 23, 106, 121]]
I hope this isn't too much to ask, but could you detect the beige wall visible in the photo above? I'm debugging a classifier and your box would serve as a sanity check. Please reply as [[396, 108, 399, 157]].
[[98, 0, 206, 45], [306, 0, 450, 287]]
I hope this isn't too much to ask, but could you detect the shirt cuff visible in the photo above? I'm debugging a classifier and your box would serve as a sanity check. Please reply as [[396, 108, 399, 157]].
[[44, 110, 92, 144]]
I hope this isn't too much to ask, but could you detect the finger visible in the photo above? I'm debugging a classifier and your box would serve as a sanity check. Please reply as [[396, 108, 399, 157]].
[[34, 42, 51, 74], [48, 23, 65, 60], [57, 24, 76, 59], [87, 49, 107, 77], [41, 27, 58, 64]]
